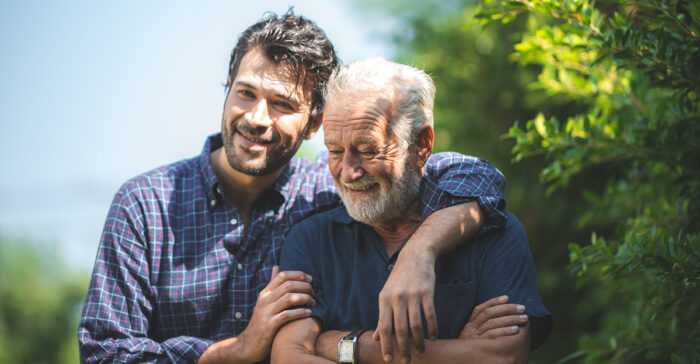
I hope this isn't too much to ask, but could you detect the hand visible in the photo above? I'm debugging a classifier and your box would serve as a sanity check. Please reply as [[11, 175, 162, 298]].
[[372, 246, 437, 364], [459, 295, 528, 339], [237, 266, 315, 363]]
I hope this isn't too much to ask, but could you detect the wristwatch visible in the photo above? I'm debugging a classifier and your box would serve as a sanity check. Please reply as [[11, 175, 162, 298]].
[[338, 329, 366, 363]]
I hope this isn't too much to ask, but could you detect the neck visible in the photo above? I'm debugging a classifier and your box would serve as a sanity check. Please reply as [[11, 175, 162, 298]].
[[210, 147, 283, 226], [373, 200, 421, 256]]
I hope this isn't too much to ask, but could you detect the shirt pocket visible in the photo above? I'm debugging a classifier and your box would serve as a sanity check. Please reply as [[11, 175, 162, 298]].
[[434, 281, 477, 339]]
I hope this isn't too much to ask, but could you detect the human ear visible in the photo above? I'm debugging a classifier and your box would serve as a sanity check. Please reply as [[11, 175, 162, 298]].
[[304, 113, 323, 140], [415, 126, 433, 168]]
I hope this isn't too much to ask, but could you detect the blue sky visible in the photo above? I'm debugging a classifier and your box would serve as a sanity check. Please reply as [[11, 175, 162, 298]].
[[0, 0, 392, 269]]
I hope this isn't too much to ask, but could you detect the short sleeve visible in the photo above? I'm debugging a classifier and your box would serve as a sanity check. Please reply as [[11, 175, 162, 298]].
[[474, 212, 553, 350], [279, 221, 329, 327]]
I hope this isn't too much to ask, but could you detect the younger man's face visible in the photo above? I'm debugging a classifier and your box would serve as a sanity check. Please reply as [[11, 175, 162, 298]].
[[220, 46, 316, 176]]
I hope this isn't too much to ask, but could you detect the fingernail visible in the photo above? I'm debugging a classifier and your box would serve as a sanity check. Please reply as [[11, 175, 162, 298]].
[[519, 314, 528, 320], [307, 274, 313, 282], [516, 305, 525, 312], [311, 299, 317, 306], [498, 295, 508, 302], [384, 354, 392, 362], [510, 325, 518, 332], [305, 309, 312, 314]]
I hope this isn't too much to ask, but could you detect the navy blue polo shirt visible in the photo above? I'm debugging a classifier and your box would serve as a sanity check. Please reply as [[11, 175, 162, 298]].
[[280, 206, 552, 350]]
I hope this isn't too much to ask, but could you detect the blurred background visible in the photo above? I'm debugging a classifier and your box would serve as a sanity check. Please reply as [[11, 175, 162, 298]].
[[1, 0, 697, 363]]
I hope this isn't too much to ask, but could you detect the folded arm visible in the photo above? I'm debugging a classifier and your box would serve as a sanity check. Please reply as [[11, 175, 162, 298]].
[[273, 298, 530, 364]]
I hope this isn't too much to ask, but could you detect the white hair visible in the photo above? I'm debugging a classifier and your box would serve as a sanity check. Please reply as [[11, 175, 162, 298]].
[[324, 57, 435, 151]]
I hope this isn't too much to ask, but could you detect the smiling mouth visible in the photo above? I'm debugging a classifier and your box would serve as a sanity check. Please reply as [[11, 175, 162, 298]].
[[235, 129, 273, 148], [345, 183, 378, 192]]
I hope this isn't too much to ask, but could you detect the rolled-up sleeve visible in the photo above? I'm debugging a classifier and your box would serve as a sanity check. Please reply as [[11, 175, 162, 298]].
[[421, 152, 506, 233]]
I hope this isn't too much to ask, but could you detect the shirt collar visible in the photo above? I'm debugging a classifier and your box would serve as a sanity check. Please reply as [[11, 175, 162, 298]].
[[199, 132, 288, 207], [331, 205, 355, 224]]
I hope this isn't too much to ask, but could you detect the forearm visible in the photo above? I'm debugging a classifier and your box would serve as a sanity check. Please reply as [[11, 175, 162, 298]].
[[271, 318, 335, 364], [198, 336, 252, 364], [359, 331, 529, 364], [406, 200, 483, 259]]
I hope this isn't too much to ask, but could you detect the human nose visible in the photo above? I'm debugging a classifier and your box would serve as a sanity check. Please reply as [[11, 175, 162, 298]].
[[247, 99, 272, 128], [340, 151, 364, 182]]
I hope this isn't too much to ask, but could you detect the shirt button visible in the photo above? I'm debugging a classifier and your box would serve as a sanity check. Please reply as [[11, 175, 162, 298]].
[[235, 311, 242, 319], [237, 263, 243, 270], [230, 218, 238, 225], [386, 264, 394, 272], [210, 199, 217, 207]]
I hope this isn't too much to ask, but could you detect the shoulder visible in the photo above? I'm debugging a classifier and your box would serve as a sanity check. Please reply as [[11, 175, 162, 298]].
[[477, 212, 529, 256], [426, 152, 488, 170], [116, 156, 199, 200]]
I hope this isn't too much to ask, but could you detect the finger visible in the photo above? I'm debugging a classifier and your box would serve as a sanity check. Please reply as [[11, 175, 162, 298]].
[[392, 299, 410, 363], [473, 303, 524, 329], [480, 325, 520, 338], [376, 299, 394, 362], [268, 280, 314, 301], [266, 270, 313, 291], [421, 295, 438, 340], [479, 314, 529, 334], [469, 295, 508, 323], [270, 265, 280, 281], [408, 296, 424, 353], [271, 291, 316, 312], [271, 307, 313, 328]]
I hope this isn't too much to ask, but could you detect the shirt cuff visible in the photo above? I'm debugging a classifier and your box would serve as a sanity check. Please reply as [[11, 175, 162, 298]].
[[162, 336, 214, 363]]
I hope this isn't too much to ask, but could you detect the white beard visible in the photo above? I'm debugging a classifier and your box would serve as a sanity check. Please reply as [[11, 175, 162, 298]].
[[338, 155, 421, 226]]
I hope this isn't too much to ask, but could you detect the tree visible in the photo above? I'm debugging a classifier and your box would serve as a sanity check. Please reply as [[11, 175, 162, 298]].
[[0, 238, 88, 364], [476, 0, 700, 361]]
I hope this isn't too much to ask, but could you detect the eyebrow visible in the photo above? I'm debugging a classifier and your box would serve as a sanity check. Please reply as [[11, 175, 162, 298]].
[[235, 81, 301, 106]]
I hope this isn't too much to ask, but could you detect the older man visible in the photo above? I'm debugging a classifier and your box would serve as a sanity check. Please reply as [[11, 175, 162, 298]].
[[272, 58, 552, 364]]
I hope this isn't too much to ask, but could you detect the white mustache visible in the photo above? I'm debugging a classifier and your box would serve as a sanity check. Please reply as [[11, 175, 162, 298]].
[[341, 175, 378, 191]]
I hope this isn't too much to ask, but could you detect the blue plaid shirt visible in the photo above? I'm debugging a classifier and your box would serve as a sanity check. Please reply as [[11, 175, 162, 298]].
[[78, 133, 506, 363]]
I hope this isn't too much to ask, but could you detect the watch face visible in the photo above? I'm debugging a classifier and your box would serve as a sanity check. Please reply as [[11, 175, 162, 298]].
[[339, 340, 354, 361]]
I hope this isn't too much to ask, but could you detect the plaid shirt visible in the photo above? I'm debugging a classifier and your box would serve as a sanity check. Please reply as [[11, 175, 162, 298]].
[[78, 133, 506, 363]]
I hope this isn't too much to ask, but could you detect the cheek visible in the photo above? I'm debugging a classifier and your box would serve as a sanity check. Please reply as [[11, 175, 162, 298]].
[[276, 115, 308, 138], [328, 159, 342, 181]]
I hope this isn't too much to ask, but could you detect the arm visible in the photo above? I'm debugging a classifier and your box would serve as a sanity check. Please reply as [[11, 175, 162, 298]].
[[271, 317, 334, 364], [375, 153, 507, 362], [79, 188, 316, 364], [78, 190, 211, 363], [316, 296, 531, 364], [198, 267, 316, 364]]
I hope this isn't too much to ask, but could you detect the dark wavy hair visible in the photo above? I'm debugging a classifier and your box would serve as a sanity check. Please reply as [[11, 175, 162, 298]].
[[227, 10, 339, 122]]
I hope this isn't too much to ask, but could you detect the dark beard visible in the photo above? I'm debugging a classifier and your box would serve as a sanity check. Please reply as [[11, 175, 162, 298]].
[[222, 119, 311, 176]]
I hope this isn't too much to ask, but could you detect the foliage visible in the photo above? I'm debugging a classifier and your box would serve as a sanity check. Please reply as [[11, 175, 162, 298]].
[[0, 238, 89, 364], [475, 0, 700, 362]]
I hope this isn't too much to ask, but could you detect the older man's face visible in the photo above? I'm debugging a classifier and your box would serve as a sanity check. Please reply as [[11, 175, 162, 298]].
[[323, 94, 421, 226]]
